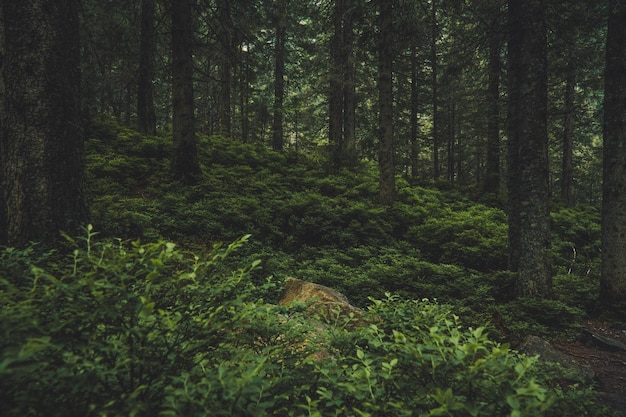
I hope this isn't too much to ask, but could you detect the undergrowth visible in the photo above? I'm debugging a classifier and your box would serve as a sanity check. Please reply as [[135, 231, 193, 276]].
[[0, 230, 613, 416]]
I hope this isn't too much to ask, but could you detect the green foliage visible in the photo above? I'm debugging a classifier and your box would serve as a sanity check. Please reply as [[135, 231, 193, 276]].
[[1, 231, 611, 417], [0, 229, 300, 416], [551, 206, 601, 279], [497, 298, 587, 341], [74, 119, 617, 413]]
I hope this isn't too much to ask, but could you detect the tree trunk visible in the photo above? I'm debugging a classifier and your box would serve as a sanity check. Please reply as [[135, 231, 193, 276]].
[[138, 0, 157, 136], [601, 0, 626, 307], [170, 0, 201, 184], [561, 70, 575, 206], [506, 0, 552, 298], [483, 18, 502, 195], [271, 0, 287, 152], [0, 0, 88, 246], [410, 40, 420, 183], [329, 0, 344, 165], [431, 0, 440, 180], [218, 0, 232, 137], [341, 0, 357, 167], [378, 0, 395, 206]]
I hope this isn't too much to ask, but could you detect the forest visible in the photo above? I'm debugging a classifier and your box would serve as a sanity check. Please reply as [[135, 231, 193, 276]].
[[1, 0, 625, 416]]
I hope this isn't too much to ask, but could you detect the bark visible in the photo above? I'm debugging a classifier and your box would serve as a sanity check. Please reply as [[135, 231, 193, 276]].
[[329, 0, 344, 160], [410, 40, 420, 182], [0, 0, 88, 246], [601, 0, 626, 307], [341, 0, 357, 167], [271, 0, 287, 152], [561, 70, 575, 205], [506, 0, 552, 298], [138, 0, 157, 136], [218, 0, 232, 137], [447, 103, 456, 182], [431, 0, 440, 180], [378, 0, 395, 206], [330, 0, 357, 170], [170, 0, 201, 184], [483, 18, 502, 195]]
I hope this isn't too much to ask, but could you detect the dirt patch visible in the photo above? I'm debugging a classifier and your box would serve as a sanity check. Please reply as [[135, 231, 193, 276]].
[[554, 321, 626, 416]]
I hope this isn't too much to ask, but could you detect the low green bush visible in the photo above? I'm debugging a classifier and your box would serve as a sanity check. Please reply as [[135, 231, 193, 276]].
[[1, 231, 611, 417]]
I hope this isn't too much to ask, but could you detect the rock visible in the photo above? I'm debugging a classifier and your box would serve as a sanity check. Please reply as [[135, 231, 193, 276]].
[[519, 335, 595, 381], [582, 329, 626, 353], [279, 278, 361, 322]]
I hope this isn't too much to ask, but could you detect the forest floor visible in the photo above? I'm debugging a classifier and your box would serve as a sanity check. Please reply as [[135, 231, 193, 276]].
[[555, 321, 626, 416]]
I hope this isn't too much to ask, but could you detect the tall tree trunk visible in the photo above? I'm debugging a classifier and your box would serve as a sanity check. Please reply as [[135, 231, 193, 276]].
[[483, 18, 502, 195], [170, 0, 201, 184], [601, 0, 626, 307], [378, 0, 395, 206], [561, 70, 575, 205], [0, 0, 88, 246], [447, 103, 456, 182], [271, 0, 287, 152], [218, 0, 232, 137], [506, 0, 552, 298], [329, 0, 345, 169], [240, 45, 251, 143], [138, 0, 157, 135], [341, 0, 357, 167], [410, 40, 420, 183], [431, 0, 440, 180]]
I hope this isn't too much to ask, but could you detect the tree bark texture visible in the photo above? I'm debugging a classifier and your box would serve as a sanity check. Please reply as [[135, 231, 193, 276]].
[[329, 0, 344, 160], [431, 0, 440, 180], [483, 17, 502, 196], [378, 0, 395, 206], [601, 0, 626, 307], [410, 40, 420, 182], [170, 0, 201, 184], [341, 0, 357, 167], [271, 0, 287, 151], [138, 0, 157, 136], [329, 0, 357, 170], [506, 0, 552, 298], [217, 0, 232, 137], [0, 0, 88, 246], [560, 70, 575, 206]]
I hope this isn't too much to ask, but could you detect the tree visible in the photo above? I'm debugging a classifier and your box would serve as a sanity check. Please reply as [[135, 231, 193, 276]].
[[217, 0, 233, 137], [506, 0, 552, 297], [601, 0, 626, 308], [329, 0, 358, 170], [483, 2, 504, 196], [560, 69, 575, 205], [0, 0, 88, 246], [138, 0, 157, 135], [378, 0, 395, 206], [170, 0, 201, 183], [271, 0, 287, 151], [431, 0, 440, 180]]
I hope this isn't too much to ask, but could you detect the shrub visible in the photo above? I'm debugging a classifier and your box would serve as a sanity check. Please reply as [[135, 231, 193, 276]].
[[0, 231, 610, 416], [0, 229, 303, 417]]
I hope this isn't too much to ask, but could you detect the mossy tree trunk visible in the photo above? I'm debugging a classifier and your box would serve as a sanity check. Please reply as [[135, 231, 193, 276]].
[[138, 0, 157, 136], [170, 0, 201, 184], [483, 12, 503, 196], [560, 69, 575, 206], [378, 0, 395, 206], [329, 0, 357, 171], [217, 0, 232, 138], [506, 0, 552, 298], [601, 0, 626, 308], [271, 0, 287, 152], [0, 0, 88, 246]]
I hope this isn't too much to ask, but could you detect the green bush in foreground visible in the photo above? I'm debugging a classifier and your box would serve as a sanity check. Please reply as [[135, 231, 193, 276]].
[[0, 231, 610, 416]]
